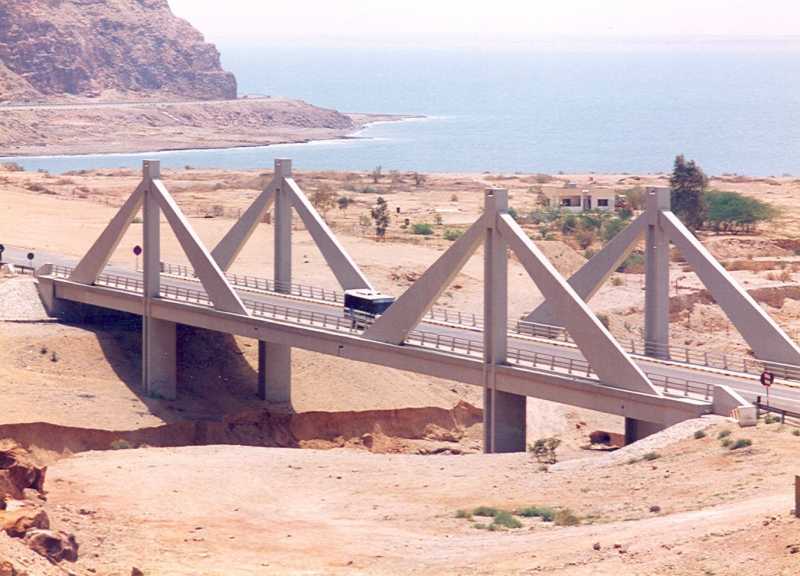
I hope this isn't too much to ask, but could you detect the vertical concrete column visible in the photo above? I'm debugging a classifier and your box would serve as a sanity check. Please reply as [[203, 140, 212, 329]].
[[141, 160, 177, 400], [644, 187, 670, 359], [625, 187, 672, 441], [260, 158, 292, 405], [483, 189, 526, 453]]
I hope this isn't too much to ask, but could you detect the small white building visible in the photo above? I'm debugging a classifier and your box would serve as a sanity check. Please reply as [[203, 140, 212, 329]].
[[542, 185, 616, 213]]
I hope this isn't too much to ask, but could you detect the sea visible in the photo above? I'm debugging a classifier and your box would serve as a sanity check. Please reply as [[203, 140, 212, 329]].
[[5, 44, 800, 176]]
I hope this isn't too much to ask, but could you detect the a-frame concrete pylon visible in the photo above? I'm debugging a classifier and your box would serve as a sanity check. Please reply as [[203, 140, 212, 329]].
[[210, 159, 375, 406], [525, 187, 800, 369], [365, 188, 660, 453], [68, 160, 247, 399]]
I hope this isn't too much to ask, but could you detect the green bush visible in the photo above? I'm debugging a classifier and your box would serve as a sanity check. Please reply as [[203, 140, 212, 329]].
[[561, 214, 578, 234], [730, 438, 752, 451], [472, 506, 500, 518], [507, 207, 520, 221], [455, 509, 472, 519], [517, 506, 555, 522], [602, 217, 627, 243], [443, 229, 463, 242], [617, 252, 644, 273], [704, 190, 778, 233], [720, 437, 733, 448], [491, 511, 523, 529], [412, 223, 434, 236], [110, 439, 134, 450], [717, 429, 731, 439], [693, 430, 707, 439], [792, 429, 800, 437]]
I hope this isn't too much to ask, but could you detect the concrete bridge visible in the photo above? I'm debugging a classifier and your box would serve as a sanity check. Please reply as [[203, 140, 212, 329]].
[[22, 158, 800, 452]]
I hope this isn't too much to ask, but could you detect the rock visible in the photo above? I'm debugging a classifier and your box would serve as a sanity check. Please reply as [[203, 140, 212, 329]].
[[0, 507, 50, 538], [24, 529, 78, 563], [0, 442, 47, 499], [0, 0, 237, 102]]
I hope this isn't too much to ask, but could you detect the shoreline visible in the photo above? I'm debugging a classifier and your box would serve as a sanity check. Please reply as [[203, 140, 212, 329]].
[[0, 113, 425, 161], [0, 96, 413, 159]]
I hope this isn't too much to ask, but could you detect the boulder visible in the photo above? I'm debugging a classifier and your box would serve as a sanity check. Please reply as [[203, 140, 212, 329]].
[[0, 506, 49, 538], [24, 529, 78, 563]]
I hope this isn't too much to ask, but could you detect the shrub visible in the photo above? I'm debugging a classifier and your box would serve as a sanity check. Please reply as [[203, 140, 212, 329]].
[[617, 252, 644, 273], [434, 213, 443, 226], [1, 162, 24, 172], [517, 506, 555, 522], [792, 429, 800, 437], [455, 509, 472, 519], [693, 430, 707, 439], [444, 229, 463, 242], [704, 190, 778, 233], [553, 509, 580, 526], [717, 429, 731, 439], [110, 439, 134, 450], [610, 276, 623, 287], [596, 314, 611, 330], [642, 452, 660, 461], [507, 207, 520, 222], [730, 438, 752, 451], [529, 437, 561, 464], [49, 351, 58, 363], [450, 193, 459, 202], [472, 506, 500, 518], [132, 216, 143, 224], [720, 438, 733, 448], [764, 414, 780, 424], [603, 217, 627, 243], [561, 214, 578, 234], [491, 511, 523, 529], [575, 229, 595, 250], [412, 223, 434, 236]]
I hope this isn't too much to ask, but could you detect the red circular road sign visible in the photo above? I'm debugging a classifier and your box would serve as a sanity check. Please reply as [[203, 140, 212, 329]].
[[133, 245, 142, 256], [761, 370, 775, 387]]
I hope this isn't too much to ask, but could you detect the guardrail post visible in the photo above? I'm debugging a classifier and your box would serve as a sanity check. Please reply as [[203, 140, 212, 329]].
[[483, 188, 526, 454]]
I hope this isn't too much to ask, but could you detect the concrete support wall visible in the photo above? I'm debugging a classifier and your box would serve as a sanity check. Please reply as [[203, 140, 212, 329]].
[[143, 317, 177, 400], [266, 158, 293, 406], [624, 418, 664, 444], [644, 188, 670, 359], [483, 189, 526, 453]]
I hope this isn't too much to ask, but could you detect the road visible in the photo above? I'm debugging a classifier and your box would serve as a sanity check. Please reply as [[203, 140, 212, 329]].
[[3, 244, 799, 411], [0, 96, 277, 112]]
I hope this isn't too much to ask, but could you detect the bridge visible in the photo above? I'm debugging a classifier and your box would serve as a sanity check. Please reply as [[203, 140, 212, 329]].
[[19, 158, 800, 452]]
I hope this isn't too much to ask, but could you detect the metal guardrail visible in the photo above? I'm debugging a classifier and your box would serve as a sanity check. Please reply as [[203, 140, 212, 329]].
[[755, 395, 800, 424], [48, 264, 715, 401]]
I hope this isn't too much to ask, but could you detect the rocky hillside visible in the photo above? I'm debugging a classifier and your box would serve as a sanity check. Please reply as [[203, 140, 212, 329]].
[[0, 0, 236, 102]]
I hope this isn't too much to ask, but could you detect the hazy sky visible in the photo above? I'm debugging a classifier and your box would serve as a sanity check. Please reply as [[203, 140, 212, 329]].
[[168, 0, 800, 48]]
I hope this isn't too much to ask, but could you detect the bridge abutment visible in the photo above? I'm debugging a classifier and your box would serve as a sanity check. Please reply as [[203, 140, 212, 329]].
[[624, 417, 664, 444]]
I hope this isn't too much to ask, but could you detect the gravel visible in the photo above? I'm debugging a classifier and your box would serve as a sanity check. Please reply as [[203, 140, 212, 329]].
[[0, 275, 53, 322]]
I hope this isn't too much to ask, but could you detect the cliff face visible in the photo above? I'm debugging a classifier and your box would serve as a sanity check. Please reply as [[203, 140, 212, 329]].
[[0, 0, 237, 102]]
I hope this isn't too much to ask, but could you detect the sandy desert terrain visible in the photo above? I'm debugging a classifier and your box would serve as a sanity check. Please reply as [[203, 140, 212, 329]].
[[1, 164, 800, 574]]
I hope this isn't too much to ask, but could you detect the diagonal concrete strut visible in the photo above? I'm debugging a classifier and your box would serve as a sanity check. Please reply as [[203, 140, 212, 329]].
[[285, 177, 373, 291], [151, 180, 247, 315], [364, 214, 488, 343], [661, 210, 800, 366], [497, 213, 659, 395], [526, 213, 647, 324], [211, 177, 277, 272], [69, 182, 146, 285]]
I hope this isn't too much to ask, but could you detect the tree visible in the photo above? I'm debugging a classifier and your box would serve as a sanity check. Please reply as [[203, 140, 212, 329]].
[[336, 195, 352, 212], [670, 155, 708, 231], [370, 196, 390, 238], [311, 184, 336, 218], [371, 165, 383, 184], [704, 190, 778, 233]]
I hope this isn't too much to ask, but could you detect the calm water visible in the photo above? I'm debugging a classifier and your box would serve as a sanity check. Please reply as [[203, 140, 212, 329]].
[[5, 46, 800, 175]]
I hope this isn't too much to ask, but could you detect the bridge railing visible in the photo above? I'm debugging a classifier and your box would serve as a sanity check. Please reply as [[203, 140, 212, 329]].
[[45, 265, 734, 400]]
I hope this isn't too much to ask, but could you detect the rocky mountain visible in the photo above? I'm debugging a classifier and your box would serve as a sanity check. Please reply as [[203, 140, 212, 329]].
[[0, 0, 237, 102]]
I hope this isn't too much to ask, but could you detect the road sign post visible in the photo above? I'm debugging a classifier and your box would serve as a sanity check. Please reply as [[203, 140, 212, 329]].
[[761, 369, 774, 408], [133, 245, 142, 272]]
